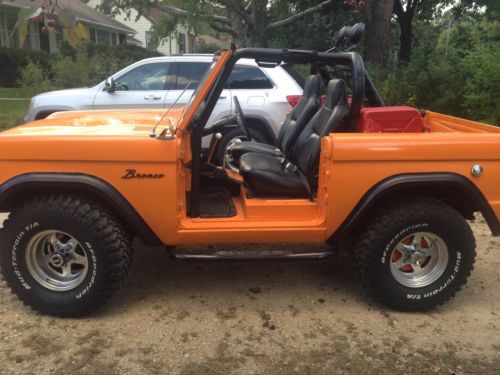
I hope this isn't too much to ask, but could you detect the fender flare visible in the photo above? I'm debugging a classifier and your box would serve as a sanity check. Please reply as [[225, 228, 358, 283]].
[[330, 172, 500, 242], [0, 173, 162, 246]]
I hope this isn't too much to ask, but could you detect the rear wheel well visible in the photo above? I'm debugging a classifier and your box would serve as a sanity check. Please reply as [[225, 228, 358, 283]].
[[372, 186, 479, 220], [331, 175, 500, 249], [243, 117, 276, 145]]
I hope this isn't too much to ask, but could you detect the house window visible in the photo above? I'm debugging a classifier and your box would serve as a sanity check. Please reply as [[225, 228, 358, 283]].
[[0, 11, 8, 47], [96, 29, 112, 45], [178, 32, 186, 54], [29, 21, 40, 50], [89, 28, 96, 44], [55, 27, 64, 49], [6, 13, 19, 48], [111, 32, 117, 46]]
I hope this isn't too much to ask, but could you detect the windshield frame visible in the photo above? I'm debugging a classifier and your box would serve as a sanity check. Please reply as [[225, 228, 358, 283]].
[[176, 49, 233, 134]]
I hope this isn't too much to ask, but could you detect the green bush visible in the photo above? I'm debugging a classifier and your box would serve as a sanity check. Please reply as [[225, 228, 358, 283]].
[[0, 47, 51, 87], [19, 61, 54, 94], [1, 43, 161, 89], [372, 19, 500, 125]]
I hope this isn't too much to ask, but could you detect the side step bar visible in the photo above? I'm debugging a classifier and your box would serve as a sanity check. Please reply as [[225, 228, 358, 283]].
[[172, 250, 334, 260]]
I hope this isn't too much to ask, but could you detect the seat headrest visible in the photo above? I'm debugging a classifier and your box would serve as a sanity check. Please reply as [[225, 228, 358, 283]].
[[303, 75, 320, 98], [325, 79, 347, 109]]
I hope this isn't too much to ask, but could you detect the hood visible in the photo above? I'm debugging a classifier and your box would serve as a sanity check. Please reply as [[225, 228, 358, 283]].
[[0, 109, 184, 138], [34, 87, 92, 98]]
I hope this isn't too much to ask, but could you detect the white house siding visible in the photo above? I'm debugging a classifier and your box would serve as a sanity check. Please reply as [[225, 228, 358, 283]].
[[87, 0, 192, 55]]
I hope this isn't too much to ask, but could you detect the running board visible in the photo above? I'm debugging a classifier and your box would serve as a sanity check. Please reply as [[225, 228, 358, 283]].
[[172, 250, 334, 260]]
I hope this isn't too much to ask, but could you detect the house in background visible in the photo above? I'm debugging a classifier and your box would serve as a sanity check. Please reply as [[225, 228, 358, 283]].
[[0, 0, 135, 53], [86, 0, 195, 55]]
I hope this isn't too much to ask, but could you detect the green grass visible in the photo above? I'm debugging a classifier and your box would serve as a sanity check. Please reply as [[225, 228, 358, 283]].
[[0, 87, 33, 131]]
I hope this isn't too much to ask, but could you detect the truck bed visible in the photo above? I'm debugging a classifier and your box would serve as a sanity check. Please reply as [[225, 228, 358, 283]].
[[425, 111, 500, 133]]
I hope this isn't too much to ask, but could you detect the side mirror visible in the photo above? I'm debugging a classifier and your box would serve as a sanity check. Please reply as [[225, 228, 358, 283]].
[[104, 77, 116, 93]]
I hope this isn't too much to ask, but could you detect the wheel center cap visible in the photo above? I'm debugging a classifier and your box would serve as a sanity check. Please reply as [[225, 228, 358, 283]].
[[50, 253, 65, 267], [411, 252, 424, 266]]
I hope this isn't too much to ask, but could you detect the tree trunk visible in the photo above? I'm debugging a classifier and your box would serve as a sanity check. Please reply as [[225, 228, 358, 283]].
[[362, 0, 394, 68], [398, 15, 413, 64]]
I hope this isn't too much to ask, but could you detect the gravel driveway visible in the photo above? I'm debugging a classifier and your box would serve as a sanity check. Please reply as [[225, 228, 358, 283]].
[[0, 214, 499, 374]]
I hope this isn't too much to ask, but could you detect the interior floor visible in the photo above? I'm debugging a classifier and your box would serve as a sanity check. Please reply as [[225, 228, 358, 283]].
[[187, 187, 237, 218]]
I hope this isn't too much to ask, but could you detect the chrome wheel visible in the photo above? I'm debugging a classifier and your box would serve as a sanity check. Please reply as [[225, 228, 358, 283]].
[[224, 135, 249, 172], [389, 232, 449, 288], [25, 230, 89, 292]]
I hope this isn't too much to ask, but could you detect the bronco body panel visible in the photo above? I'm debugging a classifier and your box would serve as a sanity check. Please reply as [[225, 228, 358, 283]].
[[0, 48, 498, 246]]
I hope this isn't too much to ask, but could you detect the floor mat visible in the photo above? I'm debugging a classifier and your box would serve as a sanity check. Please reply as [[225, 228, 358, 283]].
[[188, 187, 237, 218]]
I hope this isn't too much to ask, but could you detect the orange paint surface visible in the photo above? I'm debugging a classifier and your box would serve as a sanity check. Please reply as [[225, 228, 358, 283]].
[[0, 49, 498, 245]]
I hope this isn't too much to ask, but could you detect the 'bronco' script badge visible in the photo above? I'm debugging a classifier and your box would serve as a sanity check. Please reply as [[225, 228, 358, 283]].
[[122, 169, 165, 179]]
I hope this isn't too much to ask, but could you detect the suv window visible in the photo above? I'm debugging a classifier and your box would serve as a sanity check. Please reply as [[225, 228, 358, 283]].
[[228, 66, 273, 89], [115, 63, 171, 91], [175, 62, 211, 90]]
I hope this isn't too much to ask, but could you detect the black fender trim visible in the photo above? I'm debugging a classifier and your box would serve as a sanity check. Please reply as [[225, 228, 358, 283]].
[[0, 173, 162, 246], [330, 173, 500, 242]]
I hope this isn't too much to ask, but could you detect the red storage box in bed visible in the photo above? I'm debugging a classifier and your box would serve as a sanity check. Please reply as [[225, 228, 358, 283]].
[[357, 106, 425, 133]]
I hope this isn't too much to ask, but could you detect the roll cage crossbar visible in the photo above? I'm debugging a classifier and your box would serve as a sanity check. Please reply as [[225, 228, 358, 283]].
[[188, 48, 378, 218]]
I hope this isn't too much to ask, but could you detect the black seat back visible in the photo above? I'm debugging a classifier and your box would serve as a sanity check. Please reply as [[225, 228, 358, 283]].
[[276, 75, 320, 155], [290, 79, 348, 178]]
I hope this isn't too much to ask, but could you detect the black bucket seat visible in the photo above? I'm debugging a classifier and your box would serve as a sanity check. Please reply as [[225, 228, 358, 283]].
[[239, 79, 348, 198], [228, 75, 321, 164]]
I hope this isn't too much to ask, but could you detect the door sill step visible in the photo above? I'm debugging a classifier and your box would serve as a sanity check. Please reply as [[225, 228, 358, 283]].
[[172, 250, 334, 260]]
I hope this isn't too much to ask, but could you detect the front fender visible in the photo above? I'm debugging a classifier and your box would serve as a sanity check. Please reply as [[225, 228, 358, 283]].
[[0, 173, 162, 246]]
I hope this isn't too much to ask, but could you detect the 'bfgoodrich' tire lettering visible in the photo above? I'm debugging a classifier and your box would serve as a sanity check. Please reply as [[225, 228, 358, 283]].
[[354, 197, 476, 311], [0, 195, 132, 317]]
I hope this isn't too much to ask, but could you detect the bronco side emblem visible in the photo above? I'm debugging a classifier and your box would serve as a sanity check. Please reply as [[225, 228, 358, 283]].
[[121, 169, 165, 179]]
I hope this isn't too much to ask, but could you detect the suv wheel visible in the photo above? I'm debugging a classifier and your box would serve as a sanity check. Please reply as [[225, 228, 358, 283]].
[[0, 194, 132, 316], [354, 197, 476, 311]]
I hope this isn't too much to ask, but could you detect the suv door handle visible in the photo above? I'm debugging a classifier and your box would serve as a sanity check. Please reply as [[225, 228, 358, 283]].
[[219, 96, 227, 100], [144, 95, 161, 100]]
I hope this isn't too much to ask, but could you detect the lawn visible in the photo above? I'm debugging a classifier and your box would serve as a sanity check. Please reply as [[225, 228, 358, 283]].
[[0, 88, 33, 131]]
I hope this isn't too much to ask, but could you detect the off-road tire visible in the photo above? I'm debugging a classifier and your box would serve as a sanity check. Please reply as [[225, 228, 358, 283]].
[[0, 194, 132, 316], [354, 197, 476, 311]]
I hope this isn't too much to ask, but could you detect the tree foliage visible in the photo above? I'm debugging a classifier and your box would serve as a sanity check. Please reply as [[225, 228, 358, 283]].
[[107, 0, 340, 47], [13, 1, 89, 48], [373, 18, 500, 124]]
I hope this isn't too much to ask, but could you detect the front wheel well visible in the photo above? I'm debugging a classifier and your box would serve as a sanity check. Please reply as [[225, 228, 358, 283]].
[[1, 187, 130, 231], [0, 174, 162, 246], [34, 110, 62, 120]]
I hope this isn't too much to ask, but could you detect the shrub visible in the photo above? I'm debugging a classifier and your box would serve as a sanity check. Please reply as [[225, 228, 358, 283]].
[[0, 48, 51, 87], [19, 61, 54, 94], [1, 43, 161, 89]]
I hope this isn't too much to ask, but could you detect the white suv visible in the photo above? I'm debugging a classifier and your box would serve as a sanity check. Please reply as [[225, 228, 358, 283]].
[[24, 55, 303, 151]]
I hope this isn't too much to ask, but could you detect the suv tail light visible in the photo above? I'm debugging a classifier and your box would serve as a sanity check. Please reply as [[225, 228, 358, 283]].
[[286, 95, 302, 107]]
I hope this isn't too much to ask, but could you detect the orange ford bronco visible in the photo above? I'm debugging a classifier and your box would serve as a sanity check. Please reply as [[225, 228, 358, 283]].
[[0, 47, 498, 316]]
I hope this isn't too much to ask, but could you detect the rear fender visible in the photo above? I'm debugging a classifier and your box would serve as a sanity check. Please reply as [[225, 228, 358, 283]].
[[330, 173, 500, 243]]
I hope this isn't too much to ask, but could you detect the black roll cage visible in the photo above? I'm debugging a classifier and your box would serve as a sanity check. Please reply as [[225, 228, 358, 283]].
[[188, 48, 380, 218]]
